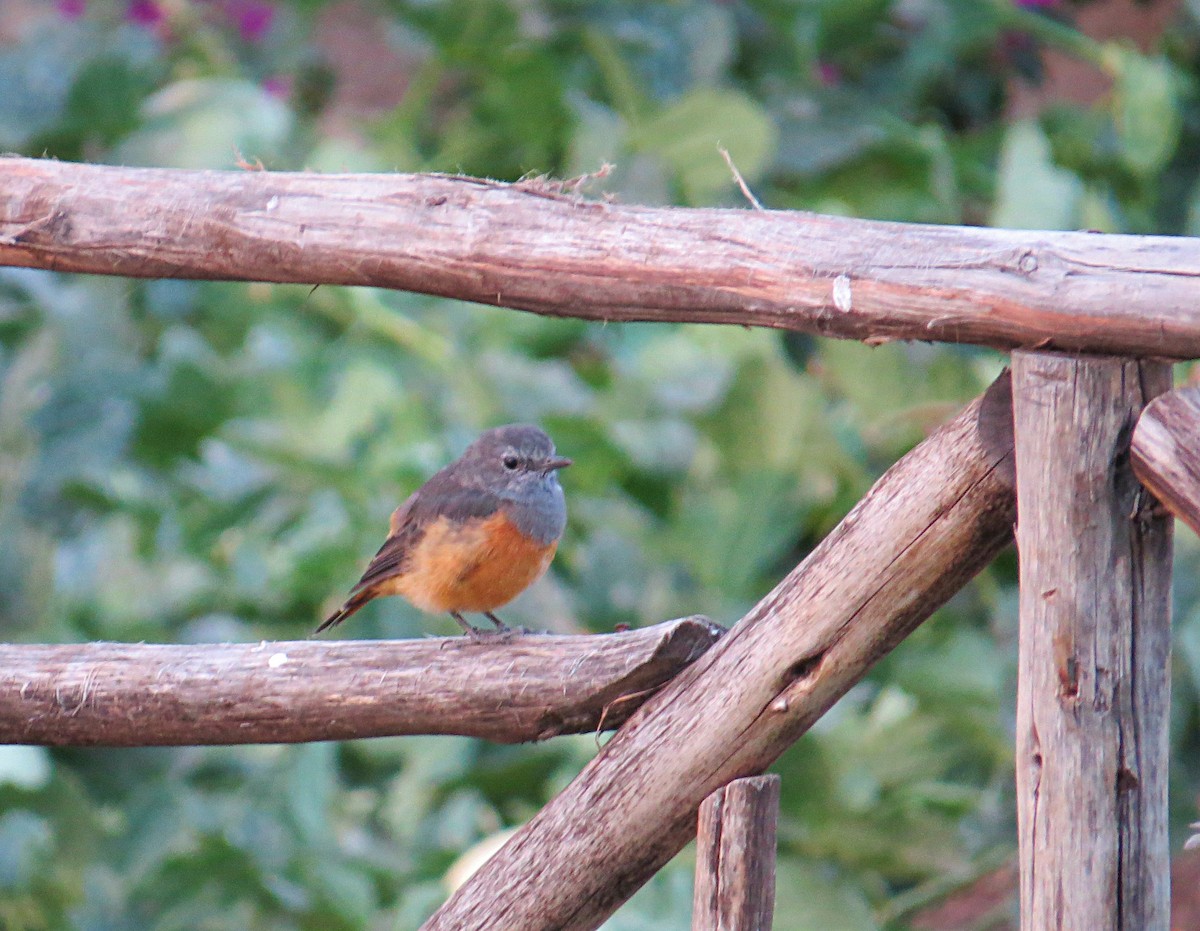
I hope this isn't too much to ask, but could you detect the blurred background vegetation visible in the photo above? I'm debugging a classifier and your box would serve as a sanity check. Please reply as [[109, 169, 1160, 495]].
[[1, 0, 1200, 928]]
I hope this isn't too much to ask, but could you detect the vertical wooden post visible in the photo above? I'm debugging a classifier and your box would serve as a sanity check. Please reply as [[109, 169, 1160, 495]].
[[1012, 353, 1172, 931], [693, 775, 781, 931]]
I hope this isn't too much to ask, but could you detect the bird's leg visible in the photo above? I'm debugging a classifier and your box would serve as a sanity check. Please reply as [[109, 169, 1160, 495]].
[[450, 611, 485, 639], [483, 611, 510, 632]]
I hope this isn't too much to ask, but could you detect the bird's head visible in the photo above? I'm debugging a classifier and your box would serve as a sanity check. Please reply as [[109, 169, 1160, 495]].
[[461, 424, 571, 498]]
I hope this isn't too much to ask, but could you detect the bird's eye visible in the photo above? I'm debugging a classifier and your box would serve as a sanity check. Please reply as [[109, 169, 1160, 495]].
[[502, 455, 519, 470]]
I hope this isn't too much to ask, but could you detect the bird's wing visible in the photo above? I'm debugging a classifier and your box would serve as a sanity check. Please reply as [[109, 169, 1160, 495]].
[[349, 479, 502, 595], [388, 492, 417, 535]]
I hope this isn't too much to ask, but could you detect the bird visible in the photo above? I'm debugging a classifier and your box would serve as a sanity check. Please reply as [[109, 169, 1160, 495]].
[[317, 424, 570, 637]]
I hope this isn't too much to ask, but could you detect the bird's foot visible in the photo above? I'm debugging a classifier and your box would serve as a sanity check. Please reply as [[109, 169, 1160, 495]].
[[464, 625, 524, 643], [483, 612, 535, 636], [450, 611, 526, 641]]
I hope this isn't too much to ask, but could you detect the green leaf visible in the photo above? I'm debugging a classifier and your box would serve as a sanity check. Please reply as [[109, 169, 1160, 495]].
[[113, 78, 293, 169], [991, 119, 1082, 231], [773, 860, 879, 931], [0, 811, 53, 892], [565, 97, 626, 179], [1177, 600, 1200, 694], [600, 858, 693, 931], [631, 88, 777, 203], [0, 747, 51, 791], [0, 21, 97, 148], [303, 360, 403, 461], [1104, 46, 1181, 177], [670, 471, 807, 603], [284, 742, 336, 846]]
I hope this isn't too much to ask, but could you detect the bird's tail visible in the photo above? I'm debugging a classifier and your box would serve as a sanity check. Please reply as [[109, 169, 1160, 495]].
[[314, 590, 372, 635]]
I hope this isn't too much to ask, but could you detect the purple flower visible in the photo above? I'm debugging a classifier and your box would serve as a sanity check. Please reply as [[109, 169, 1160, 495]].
[[1014, 0, 1058, 7], [126, 0, 164, 26], [227, 0, 276, 43], [262, 75, 291, 98], [57, 0, 86, 18], [814, 61, 842, 87]]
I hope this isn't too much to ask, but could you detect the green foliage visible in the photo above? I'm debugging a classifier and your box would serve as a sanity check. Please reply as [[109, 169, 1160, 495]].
[[2, 1, 1200, 928]]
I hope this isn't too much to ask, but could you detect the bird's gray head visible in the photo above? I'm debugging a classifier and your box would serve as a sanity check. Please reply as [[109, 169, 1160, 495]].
[[457, 425, 569, 543], [459, 424, 571, 498]]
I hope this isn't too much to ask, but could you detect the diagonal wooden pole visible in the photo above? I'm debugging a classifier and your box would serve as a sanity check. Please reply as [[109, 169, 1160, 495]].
[[423, 372, 1016, 931], [1012, 353, 1172, 930], [1131, 384, 1200, 536]]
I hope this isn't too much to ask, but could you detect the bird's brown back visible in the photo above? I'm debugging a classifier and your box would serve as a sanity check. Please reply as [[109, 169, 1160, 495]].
[[349, 469, 503, 596]]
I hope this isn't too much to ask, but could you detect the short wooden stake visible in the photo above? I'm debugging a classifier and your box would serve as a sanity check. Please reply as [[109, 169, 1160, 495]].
[[693, 775, 781, 931], [1012, 352, 1172, 930]]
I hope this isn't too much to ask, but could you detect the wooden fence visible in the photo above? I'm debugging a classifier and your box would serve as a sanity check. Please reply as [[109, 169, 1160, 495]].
[[4, 155, 1200, 929]]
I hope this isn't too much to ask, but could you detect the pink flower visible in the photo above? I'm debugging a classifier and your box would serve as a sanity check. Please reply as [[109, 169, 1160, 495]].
[[57, 0, 86, 18], [814, 61, 842, 87], [227, 0, 276, 43], [126, 0, 164, 26], [262, 75, 291, 98]]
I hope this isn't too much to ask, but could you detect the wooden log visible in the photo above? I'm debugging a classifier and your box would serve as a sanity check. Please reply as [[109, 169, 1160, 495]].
[[422, 372, 1017, 931], [1011, 353, 1172, 931], [2, 157, 1200, 357], [693, 775, 781, 931], [1131, 385, 1200, 536], [0, 618, 722, 746]]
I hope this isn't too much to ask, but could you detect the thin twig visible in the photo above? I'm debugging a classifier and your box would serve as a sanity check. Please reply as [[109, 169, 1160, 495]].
[[719, 146, 763, 210]]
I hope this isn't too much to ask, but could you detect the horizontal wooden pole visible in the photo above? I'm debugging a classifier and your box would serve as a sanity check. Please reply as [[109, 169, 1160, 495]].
[[0, 618, 722, 746], [424, 372, 1017, 931], [3, 158, 1200, 356], [1132, 385, 1200, 536]]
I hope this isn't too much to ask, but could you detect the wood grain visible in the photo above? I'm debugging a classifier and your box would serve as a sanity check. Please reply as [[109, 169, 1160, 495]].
[[2, 157, 1200, 356], [0, 618, 723, 746], [1132, 386, 1200, 536], [693, 775, 781, 931], [422, 372, 1017, 931], [1012, 353, 1172, 931]]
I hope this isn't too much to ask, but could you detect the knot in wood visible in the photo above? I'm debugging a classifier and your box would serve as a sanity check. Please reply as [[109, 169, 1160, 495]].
[[779, 651, 825, 690]]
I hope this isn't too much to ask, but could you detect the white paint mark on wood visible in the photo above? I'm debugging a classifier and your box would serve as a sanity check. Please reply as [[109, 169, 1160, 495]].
[[833, 274, 852, 313]]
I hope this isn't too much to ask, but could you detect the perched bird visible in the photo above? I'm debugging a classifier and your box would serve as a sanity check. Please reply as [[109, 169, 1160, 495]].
[[317, 424, 570, 637]]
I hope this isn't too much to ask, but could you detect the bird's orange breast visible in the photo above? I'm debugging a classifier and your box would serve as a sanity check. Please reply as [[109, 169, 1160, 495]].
[[376, 510, 557, 613]]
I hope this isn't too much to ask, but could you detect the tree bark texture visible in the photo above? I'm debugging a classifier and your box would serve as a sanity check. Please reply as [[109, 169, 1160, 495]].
[[1131, 385, 1200, 536], [1012, 353, 1172, 931], [422, 373, 1017, 931], [0, 618, 722, 746], [693, 775, 781, 931], [2, 157, 1200, 356]]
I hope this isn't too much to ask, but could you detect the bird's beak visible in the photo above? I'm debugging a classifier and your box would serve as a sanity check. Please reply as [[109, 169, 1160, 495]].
[[543, 456, 572, 472]]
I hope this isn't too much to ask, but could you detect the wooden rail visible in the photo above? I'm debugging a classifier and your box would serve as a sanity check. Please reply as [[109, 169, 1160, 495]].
[[3, 157, 1200, 356], [0, 619, 722, 745]]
